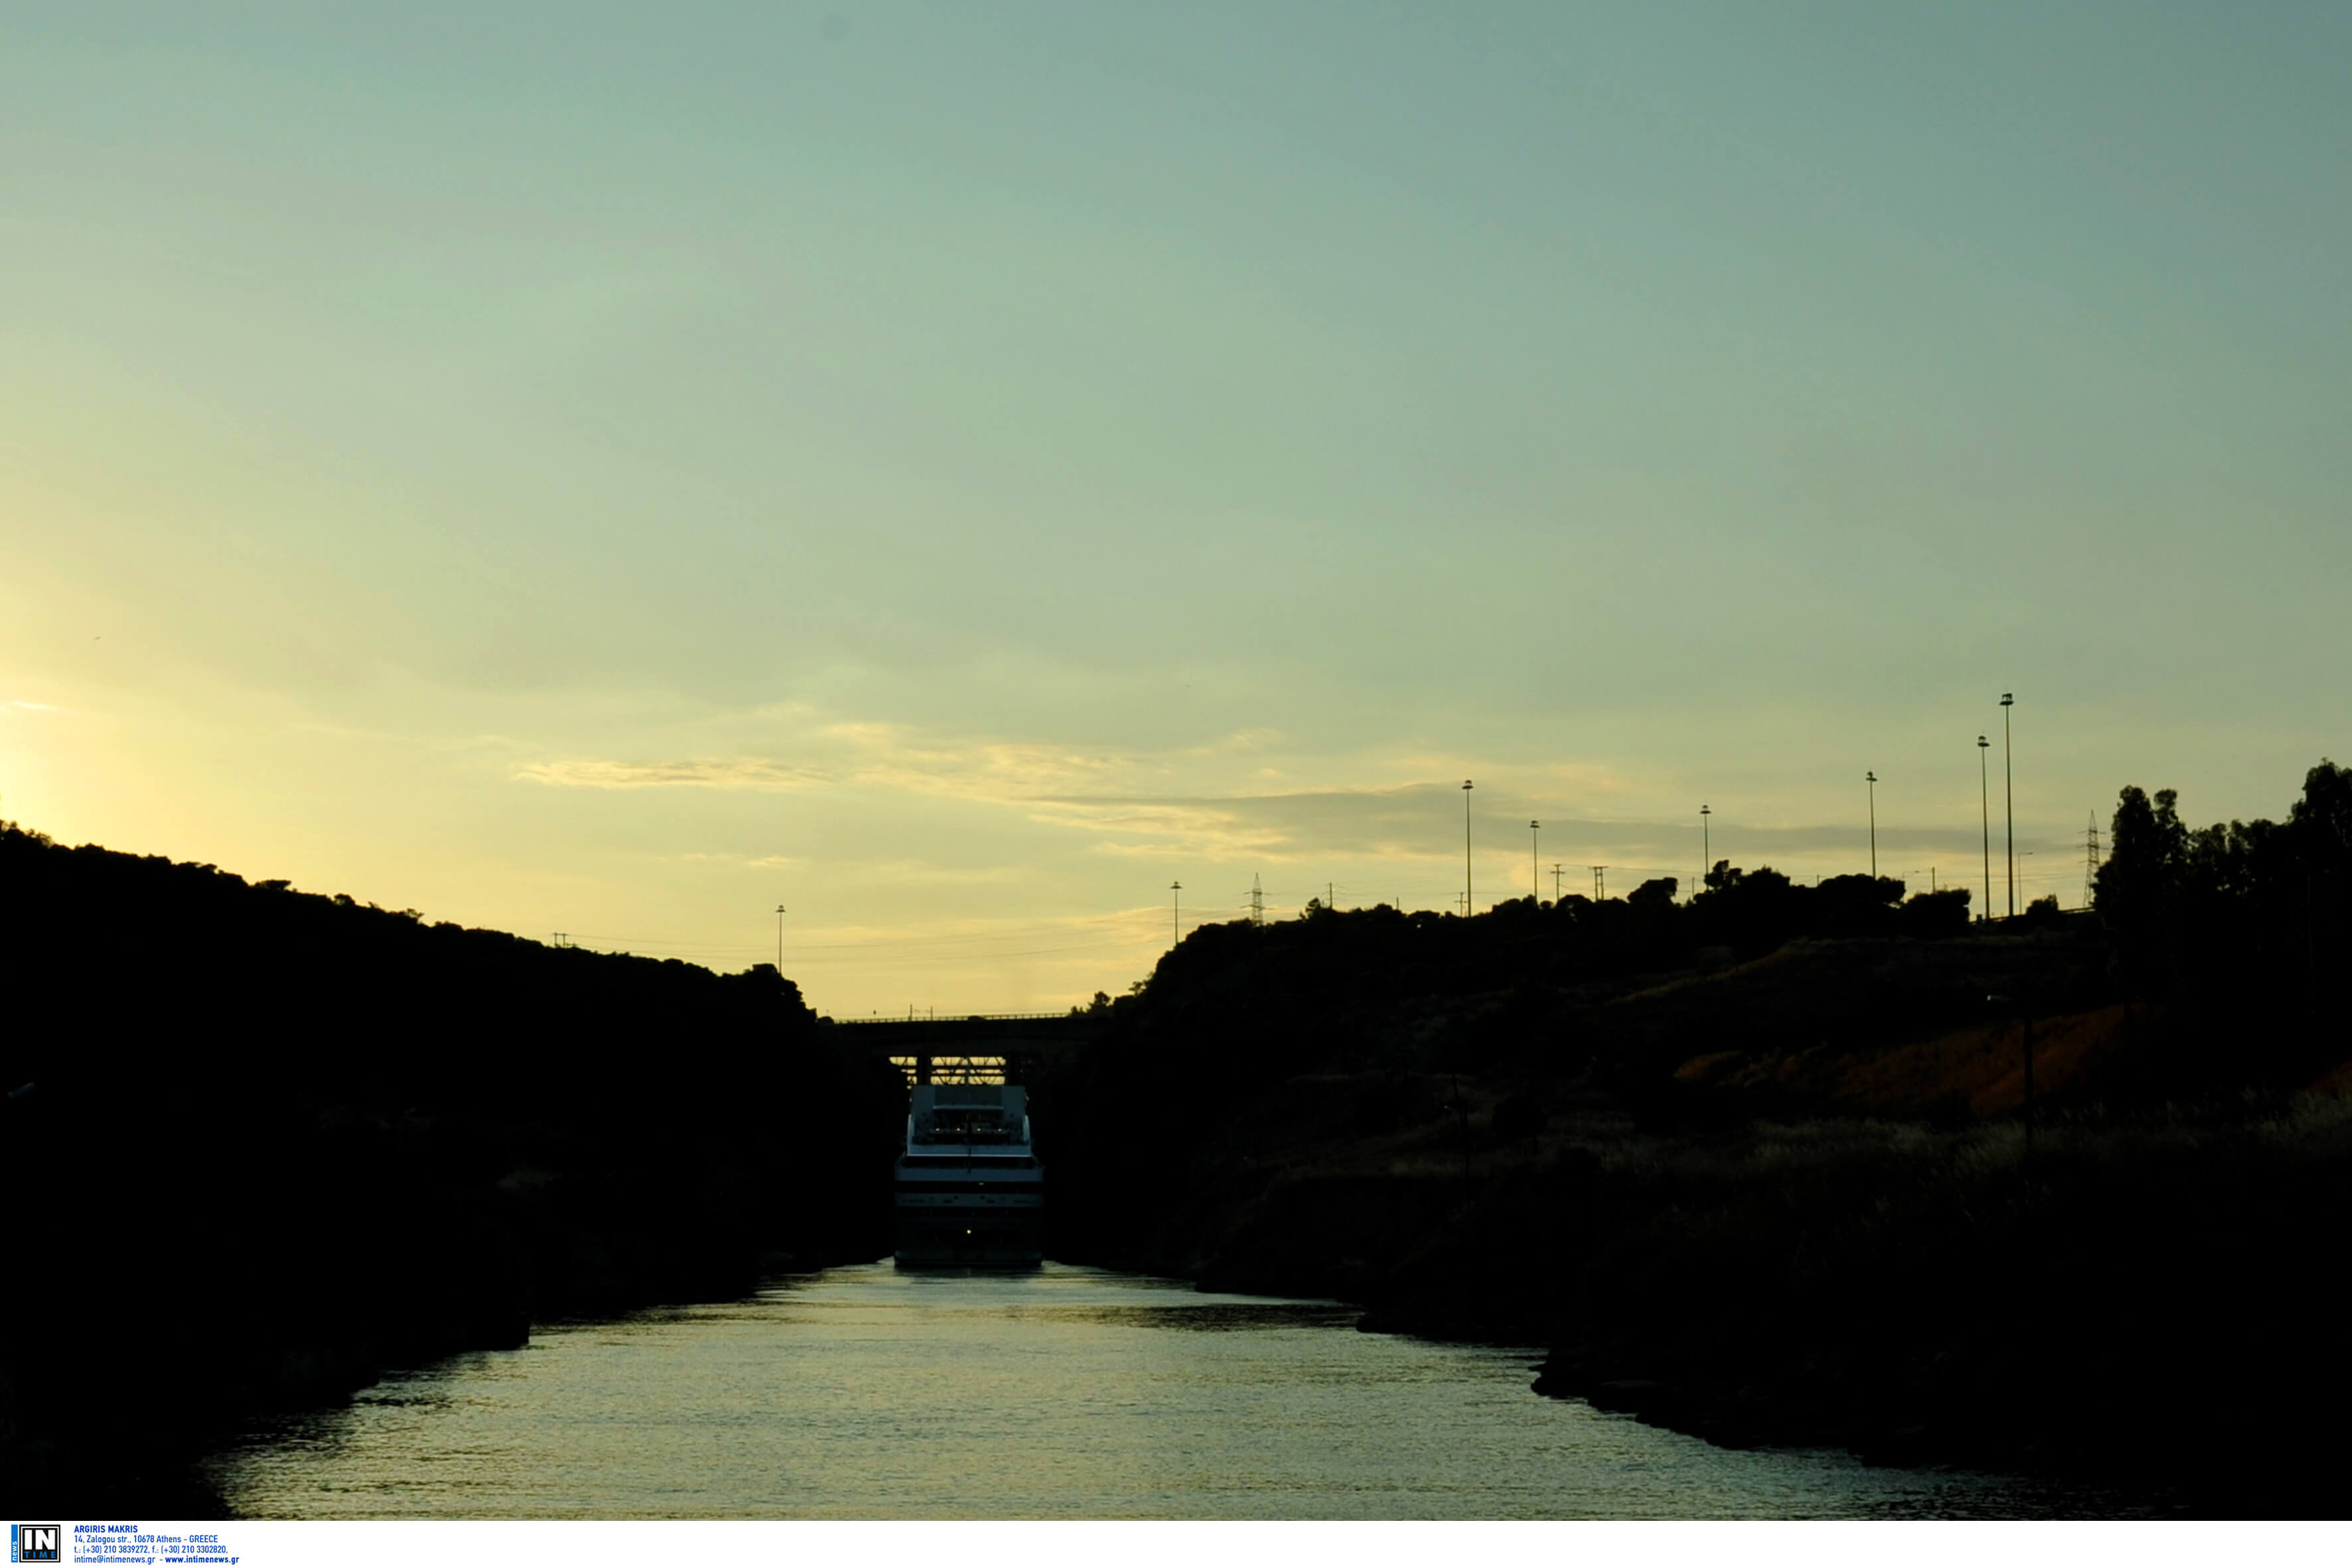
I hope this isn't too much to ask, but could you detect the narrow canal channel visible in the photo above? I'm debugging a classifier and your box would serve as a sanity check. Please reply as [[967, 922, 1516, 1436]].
[[205, 1262, 2150, 1519]]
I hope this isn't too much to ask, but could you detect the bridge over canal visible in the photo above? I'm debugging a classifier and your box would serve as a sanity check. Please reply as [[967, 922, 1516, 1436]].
[[824, 1012, 1104, 1085]]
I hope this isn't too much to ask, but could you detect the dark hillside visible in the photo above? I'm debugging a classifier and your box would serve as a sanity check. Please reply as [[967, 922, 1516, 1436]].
[[1042, 761, 2352, 1513], [0, 822, 901, 1510]]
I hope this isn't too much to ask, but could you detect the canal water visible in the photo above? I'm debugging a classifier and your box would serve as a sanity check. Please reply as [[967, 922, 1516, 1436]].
[[205, 1262, 2141, 1519]]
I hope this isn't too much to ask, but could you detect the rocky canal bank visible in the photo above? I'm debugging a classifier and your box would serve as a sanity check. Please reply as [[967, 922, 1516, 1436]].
[[1, 823, 902, 1512], [1058, 1088, 2352, 1516], [1039, 900, 2352, 1518]]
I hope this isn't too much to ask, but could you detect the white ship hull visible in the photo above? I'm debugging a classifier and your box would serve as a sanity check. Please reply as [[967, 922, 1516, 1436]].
[[894, 1085, 1044, 1266]]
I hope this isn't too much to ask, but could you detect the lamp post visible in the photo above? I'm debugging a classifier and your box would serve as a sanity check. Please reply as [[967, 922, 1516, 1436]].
[[1699, 803, 1711, 896], [2001, 692, 2016, 919], [774, 905, 787, 973], [1462, 779, 1474, 917], [1866, 771, 1877, 880], [1529, 821, 1541, 904], [1978, 735, 1992, 921], [1170, 880, 1182, 947]]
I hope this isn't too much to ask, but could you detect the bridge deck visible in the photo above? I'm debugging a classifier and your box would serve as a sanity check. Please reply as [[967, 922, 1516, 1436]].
[[824, 1014, 1101, 1085]]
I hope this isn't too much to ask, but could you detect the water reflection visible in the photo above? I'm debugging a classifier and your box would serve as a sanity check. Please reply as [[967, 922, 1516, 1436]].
[[207, 1261, 2154, 1520], [1006, 1302, 1362, 1332]]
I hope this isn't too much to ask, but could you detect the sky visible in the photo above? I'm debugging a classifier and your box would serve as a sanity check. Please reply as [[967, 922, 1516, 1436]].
[[4, 3, 2347, 1015]]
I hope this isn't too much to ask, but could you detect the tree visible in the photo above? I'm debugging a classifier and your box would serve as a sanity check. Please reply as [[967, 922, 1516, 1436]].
[[2094, 785, 2187, 935], [1899, 887, 1972, 937], [1628, 876, 1679, 908], [2290, 758, 2352, 881]]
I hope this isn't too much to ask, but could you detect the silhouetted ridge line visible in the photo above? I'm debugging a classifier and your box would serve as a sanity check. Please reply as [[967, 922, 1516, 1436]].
[[1032, 759, 2351, 1515], [0, 821, 902, 1513]]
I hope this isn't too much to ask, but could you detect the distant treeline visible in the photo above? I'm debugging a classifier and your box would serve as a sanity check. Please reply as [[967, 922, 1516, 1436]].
[[1048, 857, 2014, 1260], [1059, 848, 1978, 1079], [2096, 759, 2349, 1002], [1091, 862, 1974, 1015], [1061, 755, 2349, 1092], [0, 823, 900, 1510]]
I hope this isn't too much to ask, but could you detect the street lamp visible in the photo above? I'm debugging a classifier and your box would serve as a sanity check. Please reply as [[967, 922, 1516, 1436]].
[[2001, 692, 2016, 919], [774, 904, 787, 973], [1699, 803, 1711, 896], [1866, 771, 1877, 880], [1529, 820, 1541, 904], [1170, 880, 1182, 947], [1462, 780, 1474, 917], [1978, 736, 1992, 921]]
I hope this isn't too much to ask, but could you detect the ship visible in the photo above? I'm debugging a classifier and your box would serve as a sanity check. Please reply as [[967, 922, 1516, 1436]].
[[893, 1081, 1044, 1265]]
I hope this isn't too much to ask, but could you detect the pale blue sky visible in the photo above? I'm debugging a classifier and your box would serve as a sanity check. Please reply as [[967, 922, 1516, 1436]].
[[4, 3, 2346, 1008]]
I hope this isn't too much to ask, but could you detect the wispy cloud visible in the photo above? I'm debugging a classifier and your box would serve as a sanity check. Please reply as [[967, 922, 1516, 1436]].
[[518, 712, 1690, 864], [518, 722, 1160, 807], [846, 734, 1135, 803], [518, 757, 833, 789], [517, 714, 2035, 873], [1041, 785, 1452, 862]]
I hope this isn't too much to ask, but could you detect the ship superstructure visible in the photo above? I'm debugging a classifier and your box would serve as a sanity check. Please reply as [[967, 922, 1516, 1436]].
[[893, 1081, 1044, 1265]]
